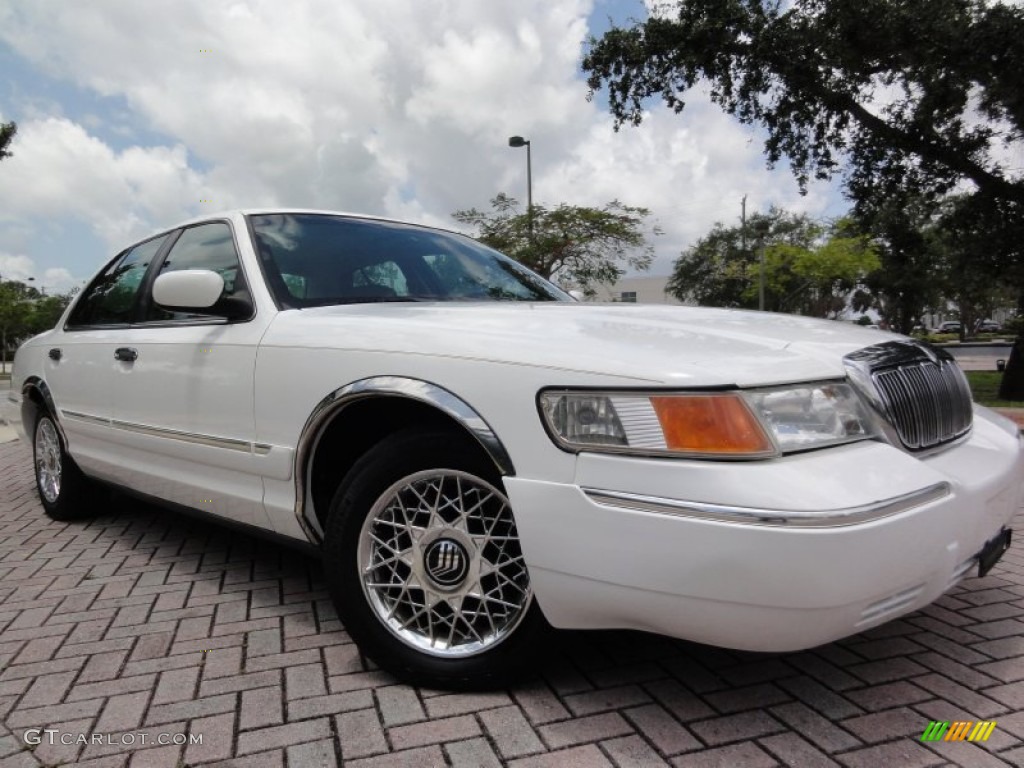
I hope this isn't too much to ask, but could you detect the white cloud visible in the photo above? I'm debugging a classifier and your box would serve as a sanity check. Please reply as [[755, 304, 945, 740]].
[[0, 0, 838, 281], [0, 117, 207, 246], [0, 253, 35, 282], [0, 252, 81, 293]]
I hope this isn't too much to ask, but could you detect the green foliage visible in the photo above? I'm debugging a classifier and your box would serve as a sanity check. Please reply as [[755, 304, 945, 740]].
[[583, 0, 1023, 207], [852, 191, 948, 334], [667, 208, 879, 317], [584, 0, 1024, 347], [932, 194, 1021, 339], [966, 370, 1024, 408], [452, 194, 658, 295], [0, 279, 75, 369], [0, 121, 15, 163], [852, 190, 1022, 335]]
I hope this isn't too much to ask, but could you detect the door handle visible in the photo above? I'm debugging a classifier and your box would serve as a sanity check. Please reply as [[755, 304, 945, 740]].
[[114, 347, 138, 362], [48, 348, 62, 361]]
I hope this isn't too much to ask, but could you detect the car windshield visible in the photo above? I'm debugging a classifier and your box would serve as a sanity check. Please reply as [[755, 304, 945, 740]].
[[247, 213, 570, 308]]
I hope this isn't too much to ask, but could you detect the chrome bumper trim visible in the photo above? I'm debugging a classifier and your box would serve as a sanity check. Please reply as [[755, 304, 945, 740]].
[[582, 482, 952, 528]]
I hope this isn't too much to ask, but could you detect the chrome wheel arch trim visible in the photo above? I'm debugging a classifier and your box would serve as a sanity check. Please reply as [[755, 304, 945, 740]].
[[294, 376, 516, 545], [21, 377, 68, 447]]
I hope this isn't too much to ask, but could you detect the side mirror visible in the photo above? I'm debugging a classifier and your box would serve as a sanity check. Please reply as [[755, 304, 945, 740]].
[[153, 270, 250, 319]]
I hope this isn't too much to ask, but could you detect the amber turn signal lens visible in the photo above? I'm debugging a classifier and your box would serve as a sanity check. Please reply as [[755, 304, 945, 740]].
[[650, 395, 775, 455]]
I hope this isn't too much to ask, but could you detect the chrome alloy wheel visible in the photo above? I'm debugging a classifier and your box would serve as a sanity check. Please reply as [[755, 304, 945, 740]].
[[35, 418, 62, 504], [357, 469, 532, 657]]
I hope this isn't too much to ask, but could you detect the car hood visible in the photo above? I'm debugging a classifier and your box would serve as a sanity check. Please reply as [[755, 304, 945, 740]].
[[262, 302, 895, 387]]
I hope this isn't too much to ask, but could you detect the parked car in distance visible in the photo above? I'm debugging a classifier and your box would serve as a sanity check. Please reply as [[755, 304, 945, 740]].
[[4, 210, 1021, 689], [938, 320, 963, 334], [976, 319, 1002, 333]]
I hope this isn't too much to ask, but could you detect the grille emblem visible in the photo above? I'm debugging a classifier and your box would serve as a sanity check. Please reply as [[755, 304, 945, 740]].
[[424, 539, 469, 587]]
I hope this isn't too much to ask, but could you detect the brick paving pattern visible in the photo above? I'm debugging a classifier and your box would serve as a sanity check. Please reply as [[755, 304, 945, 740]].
[[1, 439, 1022, 767]]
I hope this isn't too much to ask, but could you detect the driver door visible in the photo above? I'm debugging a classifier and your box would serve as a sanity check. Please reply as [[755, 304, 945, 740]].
[[105, 220, 274, 528]]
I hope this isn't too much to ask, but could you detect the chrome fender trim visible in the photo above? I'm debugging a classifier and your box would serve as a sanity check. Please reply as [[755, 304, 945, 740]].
[[582, 481, 952, 528], [294, 376, 515, 544], [21, 377, 66, 446]]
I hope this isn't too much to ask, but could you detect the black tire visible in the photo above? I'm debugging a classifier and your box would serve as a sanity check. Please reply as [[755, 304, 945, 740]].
[[32, 412, 97, 521], [322, 427, 546, 689]]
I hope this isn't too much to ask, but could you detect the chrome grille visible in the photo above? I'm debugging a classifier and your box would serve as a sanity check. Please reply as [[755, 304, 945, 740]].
[[845, 341, 973, 452]]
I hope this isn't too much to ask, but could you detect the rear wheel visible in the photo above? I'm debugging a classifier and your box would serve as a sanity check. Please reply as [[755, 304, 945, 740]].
[[33, 413, 97, 520], [322, 428, 545, 689]]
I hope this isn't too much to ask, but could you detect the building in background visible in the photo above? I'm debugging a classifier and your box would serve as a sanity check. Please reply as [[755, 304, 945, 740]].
[[591, 275, 683, 304]]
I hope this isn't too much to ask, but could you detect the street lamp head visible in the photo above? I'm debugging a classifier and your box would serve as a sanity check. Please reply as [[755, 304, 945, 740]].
[[508, 136, 529, 148]]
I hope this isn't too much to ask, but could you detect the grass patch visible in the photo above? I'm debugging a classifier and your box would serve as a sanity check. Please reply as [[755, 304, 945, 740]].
[[965, 370, 1024, 408]]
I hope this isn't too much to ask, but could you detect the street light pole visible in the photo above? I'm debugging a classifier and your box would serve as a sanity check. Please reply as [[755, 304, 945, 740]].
[[508, 136, 533, 240], [751, 218, 771, 312], [759, 240, 766, 312]]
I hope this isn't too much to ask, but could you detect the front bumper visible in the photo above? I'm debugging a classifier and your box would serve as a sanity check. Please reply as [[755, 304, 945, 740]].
[[505, 406, 1023, 652]]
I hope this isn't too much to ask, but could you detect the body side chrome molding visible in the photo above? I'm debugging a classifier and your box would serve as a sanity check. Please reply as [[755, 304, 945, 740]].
[[582, 482, 952, 528], [61, 409, 273, 455], [62, 409, 110, 427], [294, 376, 515, 545]]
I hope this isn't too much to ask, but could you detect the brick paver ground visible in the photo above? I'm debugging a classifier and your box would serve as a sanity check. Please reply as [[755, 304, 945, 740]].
[[1, 440, 1022, 767]]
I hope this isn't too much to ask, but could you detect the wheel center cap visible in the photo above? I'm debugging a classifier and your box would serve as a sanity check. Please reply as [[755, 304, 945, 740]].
[[423, 538, 470, 589]]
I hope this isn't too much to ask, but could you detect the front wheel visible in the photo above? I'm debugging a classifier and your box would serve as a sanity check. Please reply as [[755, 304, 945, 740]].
[[322, 428, 546, 689]]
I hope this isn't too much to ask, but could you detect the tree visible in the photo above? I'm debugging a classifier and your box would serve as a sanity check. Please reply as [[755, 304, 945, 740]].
[[668, 208, 879, 317], [0, 280, 75, 374], [932, 194, 1020, 338], [583, 1, 1023, 205], [851, 192, 947, 334], [452, 193, 659, 295], [0, 280, 37, 374], [0, 121, 15, 162], [584, 0, 1024, 391]]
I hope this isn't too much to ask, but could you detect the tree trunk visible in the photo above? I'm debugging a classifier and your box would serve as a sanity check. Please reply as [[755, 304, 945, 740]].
[[997, 291, 1024, 401], [998, 338, 1024, 401]]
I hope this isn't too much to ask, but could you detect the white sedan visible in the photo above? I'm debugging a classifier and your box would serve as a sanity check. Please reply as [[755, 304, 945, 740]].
[[4, 210, 1021, 688]]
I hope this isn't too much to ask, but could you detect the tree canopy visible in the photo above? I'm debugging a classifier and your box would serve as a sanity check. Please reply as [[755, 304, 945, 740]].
[[0, 280, 75, 372], [668, 208, 879, 317], [453, 193, 659, 295], [583, 0, 1024, 206], [585, 0, 1024, 395]]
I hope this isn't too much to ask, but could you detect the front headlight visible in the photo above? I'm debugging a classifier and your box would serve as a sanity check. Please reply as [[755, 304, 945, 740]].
[[539, 381, 877, 459], [743, 382, 877, 452]]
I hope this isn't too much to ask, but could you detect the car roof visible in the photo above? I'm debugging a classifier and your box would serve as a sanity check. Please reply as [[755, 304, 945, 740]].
[[131, 209, 472, 250]]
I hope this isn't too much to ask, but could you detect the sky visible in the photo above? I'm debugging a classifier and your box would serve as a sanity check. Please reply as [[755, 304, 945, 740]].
[[0, 0, 846, 294]]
